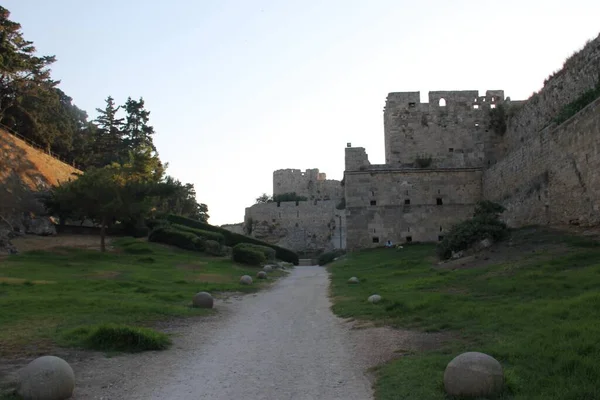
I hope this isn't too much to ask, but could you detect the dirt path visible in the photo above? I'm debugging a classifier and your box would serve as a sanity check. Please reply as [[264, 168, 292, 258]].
[[52, 266, 441, 400]]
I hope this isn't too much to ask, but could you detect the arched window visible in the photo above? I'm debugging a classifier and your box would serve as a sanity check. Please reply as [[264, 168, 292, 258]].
[[439, 98, 446, 107]]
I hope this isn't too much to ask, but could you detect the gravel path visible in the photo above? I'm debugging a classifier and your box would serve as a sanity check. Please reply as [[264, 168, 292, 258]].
[[57, 266, 446, 399], [73, 266, 375, 399]]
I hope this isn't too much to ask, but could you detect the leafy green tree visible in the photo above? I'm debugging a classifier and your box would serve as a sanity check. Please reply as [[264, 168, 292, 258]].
[[155, 176, 209, 222]]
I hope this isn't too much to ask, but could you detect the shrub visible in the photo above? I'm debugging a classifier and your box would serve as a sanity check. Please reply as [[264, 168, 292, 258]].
[[437, 201, 509, 260], [318, 249, 346, 266], [148, 227, 205, 252], [166, 214, 299, 264], [553, 82, 600, 125], [232, 246, 266, 266], [145, 218, 169, 230], [235, 243, 275, 261], [66, 324, 171, 352], [171, 223, 225, 244], [205, 240, 223, 256]]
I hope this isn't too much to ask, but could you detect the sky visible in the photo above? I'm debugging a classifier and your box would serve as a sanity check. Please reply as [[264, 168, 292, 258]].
[[5, 0, 600, 225]]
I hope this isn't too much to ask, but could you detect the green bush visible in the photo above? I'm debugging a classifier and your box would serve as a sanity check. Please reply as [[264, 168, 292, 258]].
[[437, 201, 509, 260], [232, 246, 266, 266], [235, 243, 275, 261], [205, 240, 223, 256], [166, 214, 299, 264], [145, 218, 169, 230], [318, 249, 346, 266], [66, 324, 171, 352], [553, 82, 600, 125], [148, 227, 205, 252], [171, 223, 225, 244]]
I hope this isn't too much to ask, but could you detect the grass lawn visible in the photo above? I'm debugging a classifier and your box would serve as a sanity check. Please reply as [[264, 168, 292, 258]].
[[0, 237, 284, 358], [329, 227, 600, 400]]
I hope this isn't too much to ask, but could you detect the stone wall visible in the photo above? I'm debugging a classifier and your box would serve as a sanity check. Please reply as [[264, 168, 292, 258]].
[[384, 90, 507, 168], [483, 97, 600, 227], [220, 223, 244, 235], [502, 33, 600, 155], [273, 168, 342, 201], [244, 200, 345, 253], [345, 165, 482, 250]]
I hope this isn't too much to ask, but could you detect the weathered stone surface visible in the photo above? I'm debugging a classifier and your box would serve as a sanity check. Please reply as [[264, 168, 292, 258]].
[[263, 265, 273, 272], [367, 294, 381, 303], [348, 277, 359, 284], [256, 271, 267, 279], [240, 275, 253, 285], [17, 355, 75, 400], [443, 352, 504, 397], [192, 292, 214, 309]]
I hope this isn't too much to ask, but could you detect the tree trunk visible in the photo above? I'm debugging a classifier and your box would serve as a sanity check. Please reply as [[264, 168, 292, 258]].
[[100, 217, 106, 252]]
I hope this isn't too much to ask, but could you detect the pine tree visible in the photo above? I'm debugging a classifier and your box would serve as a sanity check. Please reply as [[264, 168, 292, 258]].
[[123, 97, 156, 154], [92, 96, 124, 166]]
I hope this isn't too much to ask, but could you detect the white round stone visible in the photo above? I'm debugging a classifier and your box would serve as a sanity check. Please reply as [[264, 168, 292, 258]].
[[443, 352, 504, 397], [257, 271, 267, 279], [192, 291, 214, 308], [240, 275, 253, 285], [348, 277, 359, 284], [367, 294, 382, 303], [17, 355, 75, 400], [263, 265, 273, 272]]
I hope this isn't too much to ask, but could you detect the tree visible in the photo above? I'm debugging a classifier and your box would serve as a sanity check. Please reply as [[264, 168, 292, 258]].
[[155, 176, 209, 222], [92, 96, 124, 167], [122, 97, 156, 154], [255, 193, 273, 204], [0, 6, 57, 121], [43, 165, 167, 251]]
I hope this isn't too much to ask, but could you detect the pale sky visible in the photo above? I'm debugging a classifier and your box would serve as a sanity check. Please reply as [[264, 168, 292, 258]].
[[5, 1, 600, 225]]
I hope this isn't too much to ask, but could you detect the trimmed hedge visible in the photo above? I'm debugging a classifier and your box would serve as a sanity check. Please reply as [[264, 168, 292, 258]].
[[171, 223, 225, 244], [205, 240, 223, 256], [148, 227, 205, 252], [235, 243, 275, 261], [232, 246, 266, 266], [166, 214, 299, 265], [318, 249, 346, 266]]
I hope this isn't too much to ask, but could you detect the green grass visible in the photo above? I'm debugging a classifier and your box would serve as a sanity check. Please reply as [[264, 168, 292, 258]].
[[329, 228, 600, 400], [0, 237, 283, 357]]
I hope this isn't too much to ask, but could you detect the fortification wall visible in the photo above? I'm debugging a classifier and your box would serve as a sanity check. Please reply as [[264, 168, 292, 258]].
[[503, 33, 600, 154], [244, 200, 344, 253], [273, 168, 342, 201], [345, 167, 482, 250], [220, 223, 244, 235], [383, 90, 506, 168], [483, 97, 600, 227]]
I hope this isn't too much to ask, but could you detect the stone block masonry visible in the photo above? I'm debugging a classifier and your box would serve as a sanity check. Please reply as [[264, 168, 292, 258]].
[[483, 97, 600, 227]]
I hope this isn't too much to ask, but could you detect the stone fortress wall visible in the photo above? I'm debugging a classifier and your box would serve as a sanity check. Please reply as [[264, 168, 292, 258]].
[[344, 33, 600, 250], [483, 33, 600, 227], [273, 168, 343, 200], [243, 168, 345, 253]]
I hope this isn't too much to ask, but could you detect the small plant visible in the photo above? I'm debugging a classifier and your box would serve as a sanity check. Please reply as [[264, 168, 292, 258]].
[[553, 82, 600, 125], [415, 156, 432, 168], [318, 249, 346, 266], [65, 324, 171, 353], [437, 201, 509, 260]]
